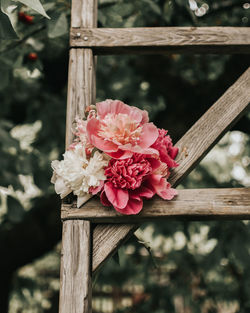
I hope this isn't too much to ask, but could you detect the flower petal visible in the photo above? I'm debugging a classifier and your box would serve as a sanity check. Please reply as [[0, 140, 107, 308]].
[[86, 118, 100, 140], [107, 149, 133, 159], [119, 143, 158, 156], [147, 174, 177, 200], [141, 110, 149, 124], [101, 190, 111, 206], [159, 150, 179, 168], [131, 186, 155, 199], [139, 123, 159, 148], [77, 194, 92, 208], [96, 99, 144, 123], [104, 182, 129, 209], [114, 197, 143, 215], [54, 176, 71, 198], [169, 146, 179, 160], [89, 181, 104, 195], [147, 157, 162, 172]]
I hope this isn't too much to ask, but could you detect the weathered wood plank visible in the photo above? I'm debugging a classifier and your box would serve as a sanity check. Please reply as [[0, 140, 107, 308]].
[[92, 68, 250, 273], [92, 224, 138, 273], [170, 67, 250, 186], [60, 1, 98, 312], [66, 49, 96, 147], [66, 0, 97, 147], [70, 27, 250, 54], [59, 220, 92, 313], [62, 188, 250, 222], [71, 0, 97, 28]]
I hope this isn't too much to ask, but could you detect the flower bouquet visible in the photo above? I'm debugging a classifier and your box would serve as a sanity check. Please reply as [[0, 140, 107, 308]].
[[51, 100, 179, 215]]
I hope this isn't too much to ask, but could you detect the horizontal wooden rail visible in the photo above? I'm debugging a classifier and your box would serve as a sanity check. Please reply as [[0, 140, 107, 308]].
[[70, 27, 250, 54], [62, 188, 250, 222]]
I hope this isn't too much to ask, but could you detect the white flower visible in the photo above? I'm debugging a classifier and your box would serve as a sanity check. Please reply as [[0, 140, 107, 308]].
[[51, 144, 109, 207]]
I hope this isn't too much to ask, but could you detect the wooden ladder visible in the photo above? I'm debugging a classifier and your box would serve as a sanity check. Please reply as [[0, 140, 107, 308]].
[[59, 1, 250, 312]]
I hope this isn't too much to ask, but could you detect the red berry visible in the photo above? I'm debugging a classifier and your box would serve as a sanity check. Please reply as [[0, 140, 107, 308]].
[[28, 52, 38, 61], [24, 15, 34, 24], [18, 11, 34, 24]]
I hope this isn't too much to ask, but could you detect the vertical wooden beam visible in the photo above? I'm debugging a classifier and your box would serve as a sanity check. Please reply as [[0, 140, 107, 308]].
[[59, 220, 92, 313], [60, 0, 97, 312], [66, 0, 97, 148]]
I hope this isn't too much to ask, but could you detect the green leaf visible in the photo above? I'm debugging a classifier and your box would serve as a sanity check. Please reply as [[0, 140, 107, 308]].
[[0, 1, 18, 39], [14, 0, 50, 19], [47, 12, 68, 38]]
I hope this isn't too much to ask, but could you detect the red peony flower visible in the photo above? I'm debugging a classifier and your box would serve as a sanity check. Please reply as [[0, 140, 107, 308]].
[[151, 129, 179, 168], [99, 153, 177, 215]]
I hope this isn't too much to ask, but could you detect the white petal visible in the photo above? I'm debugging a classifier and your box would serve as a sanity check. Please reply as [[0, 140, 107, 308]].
[[77, 193, 92, 208], [54, 177, 71, 198], [51, 171, 57, 184], [51, 160, 60, 171]]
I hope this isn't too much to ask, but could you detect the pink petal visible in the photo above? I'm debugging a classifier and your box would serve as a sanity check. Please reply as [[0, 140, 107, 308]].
[[160, 187, 178, 200], [104, 182, 129, 209], [120, 143, 158, 156], [141, 110, 149, 124], [169, 146, 179, 160], [100, 190, 112, 206], [86, 118, 100, 141], [147, 174, 177, 200], [91, 135, 118, 152], [131, 186, 155, 199], [147, 157, 162, 172], [96, 99, 144, 123], [114, 197, 143, 215], [160, 150, 179, 168], [86, 118, 118, 152], [128, 106, 145, 123], [89, 181, 104, 195], [139, 123, 159, 148], [107, 149, 133, 159]]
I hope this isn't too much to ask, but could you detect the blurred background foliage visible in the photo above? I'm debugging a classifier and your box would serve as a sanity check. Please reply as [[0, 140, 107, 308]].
[[0, 0, 250, 312]]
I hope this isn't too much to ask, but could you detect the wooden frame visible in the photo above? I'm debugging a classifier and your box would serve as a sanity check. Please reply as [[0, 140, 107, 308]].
[[62, 188, 250, 222], [70, 27, 250, 54], [59, 0, 250, 312]]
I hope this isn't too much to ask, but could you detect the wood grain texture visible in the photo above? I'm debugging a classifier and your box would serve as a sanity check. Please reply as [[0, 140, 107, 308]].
[[62, 188, 250, 222], [71, 0, 97, 28], [59, 220, 92, 313], [66, 49, 96, 147], [170, 67, 250, 186], [92, 224, 138, 273], [91, 68, 250, 273], [66, 0, 97, 148], [60, 1, 98, 312], [70, 27, 250, 54]]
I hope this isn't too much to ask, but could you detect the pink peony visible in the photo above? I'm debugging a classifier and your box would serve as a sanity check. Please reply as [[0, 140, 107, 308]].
[[86, 99, 159, 159], [99, 153, 177, 215], [151, 129, 179, 168]]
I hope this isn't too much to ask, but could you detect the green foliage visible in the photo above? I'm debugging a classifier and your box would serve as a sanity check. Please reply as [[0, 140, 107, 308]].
[[0, 0, 249, 312], [15, 0, 50, 18], [0, 0, 18, 39]]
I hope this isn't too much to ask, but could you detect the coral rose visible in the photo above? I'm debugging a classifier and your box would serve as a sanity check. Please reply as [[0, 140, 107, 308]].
[[86, 99, 159, 159]]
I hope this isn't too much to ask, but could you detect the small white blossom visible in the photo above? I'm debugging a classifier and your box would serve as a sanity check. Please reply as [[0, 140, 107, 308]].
[[51, 144, 109, 207]]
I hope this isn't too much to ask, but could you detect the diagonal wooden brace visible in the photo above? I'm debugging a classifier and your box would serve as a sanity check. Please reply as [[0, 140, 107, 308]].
[[92, 67, 250, 273]]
